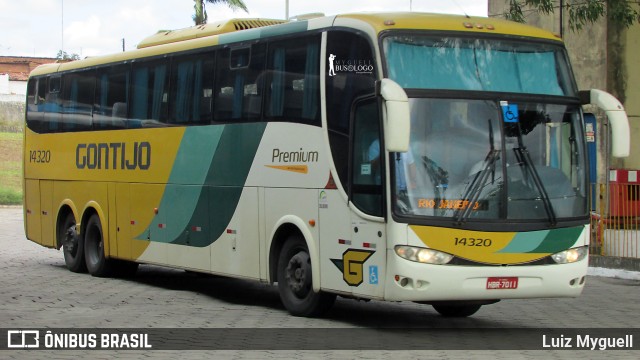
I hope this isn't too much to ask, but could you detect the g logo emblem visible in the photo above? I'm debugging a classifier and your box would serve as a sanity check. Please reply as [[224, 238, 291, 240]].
[[331, 249, 374, 286]]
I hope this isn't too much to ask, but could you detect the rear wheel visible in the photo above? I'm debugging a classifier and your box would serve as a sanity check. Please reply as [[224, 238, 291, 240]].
[[84, 214, 114, 277], [432, 303, 482, 317], [60, 212, 86, 273], [277, 235, 335, 317]]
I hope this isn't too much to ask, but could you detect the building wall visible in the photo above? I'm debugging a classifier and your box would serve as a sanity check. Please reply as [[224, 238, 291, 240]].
[[0, 74, 8, 94], [615, 9, 640, 169]]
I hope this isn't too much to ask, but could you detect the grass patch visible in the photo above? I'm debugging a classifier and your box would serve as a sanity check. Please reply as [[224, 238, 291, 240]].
[[0, 132, 23, 205], [0, 187, 22, 205]]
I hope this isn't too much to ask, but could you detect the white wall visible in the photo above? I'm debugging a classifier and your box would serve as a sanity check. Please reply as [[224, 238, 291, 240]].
[[0, 74, 8, 94]]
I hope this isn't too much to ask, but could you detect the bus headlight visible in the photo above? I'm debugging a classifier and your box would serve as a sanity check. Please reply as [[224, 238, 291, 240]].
[[395, 246, 453, 265], [551, 246, 588, 264]]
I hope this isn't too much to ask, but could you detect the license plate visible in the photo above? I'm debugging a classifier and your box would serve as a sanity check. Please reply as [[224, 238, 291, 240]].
[[486, 277, 518, 289]]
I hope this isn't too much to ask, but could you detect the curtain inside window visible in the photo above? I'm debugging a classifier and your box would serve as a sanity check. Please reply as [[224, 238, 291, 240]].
[[302, 42, 319, 120], [386, 39, 565, 96], [132, 67, 149, 120], [151, 64, 167, 121], [269, 47, 285, 117]]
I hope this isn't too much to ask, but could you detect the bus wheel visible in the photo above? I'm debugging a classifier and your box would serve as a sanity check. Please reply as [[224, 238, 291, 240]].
[[432, 303, 482, 317], [84, 214, 114, 277], [277, 235, 336, 317], [60, 212, 87, 273]]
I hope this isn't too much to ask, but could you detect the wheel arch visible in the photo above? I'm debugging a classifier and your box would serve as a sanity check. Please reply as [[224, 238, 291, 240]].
[[268, 215, 320, 293]]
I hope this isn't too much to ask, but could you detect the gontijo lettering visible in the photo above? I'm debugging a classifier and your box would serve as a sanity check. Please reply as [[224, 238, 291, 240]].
[[76, 142, 151, 170]]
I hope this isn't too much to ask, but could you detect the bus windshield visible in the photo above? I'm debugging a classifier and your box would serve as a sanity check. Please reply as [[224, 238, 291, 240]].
[[383, 34, 586, 225], [392, 98, 587, 223], [383, 35, 576, 96]]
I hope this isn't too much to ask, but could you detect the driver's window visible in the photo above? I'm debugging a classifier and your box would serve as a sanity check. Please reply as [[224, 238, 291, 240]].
[[351, 98, 383, 216]]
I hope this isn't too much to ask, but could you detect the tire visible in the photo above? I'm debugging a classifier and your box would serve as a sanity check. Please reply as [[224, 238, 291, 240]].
[[60, 212, 86, 273], [84, 214, 114, 277], [277, 235, 336, 317], [432, 303, 482, 317]]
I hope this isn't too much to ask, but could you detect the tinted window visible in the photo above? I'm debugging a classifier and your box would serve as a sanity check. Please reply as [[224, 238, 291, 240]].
[[266, 35, 320, 124], [168, 51, 214, 125], [61, 70, 94, 131], [214, 44, 265, 122], [130, 60, 169, 126], [94, 65, 129, 130], [326, 31, 377, 191]]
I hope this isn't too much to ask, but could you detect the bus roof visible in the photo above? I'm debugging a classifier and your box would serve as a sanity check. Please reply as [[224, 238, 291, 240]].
[[337, 12, 561, 41], [28, 12, 561, 78], [136, 18, 287, 49]]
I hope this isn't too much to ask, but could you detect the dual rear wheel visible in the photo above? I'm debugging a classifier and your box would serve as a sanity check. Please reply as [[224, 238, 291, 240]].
[[60, 212, 138, 277]]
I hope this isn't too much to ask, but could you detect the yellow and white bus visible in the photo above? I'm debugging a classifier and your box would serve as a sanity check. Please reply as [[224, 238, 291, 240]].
[[24, 13, 630, 317]]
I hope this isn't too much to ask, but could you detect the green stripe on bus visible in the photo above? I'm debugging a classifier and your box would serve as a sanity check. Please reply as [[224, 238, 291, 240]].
[[497, 230, 549, 253], [136, 123, 266, 246], [529, 227, 583, 253]]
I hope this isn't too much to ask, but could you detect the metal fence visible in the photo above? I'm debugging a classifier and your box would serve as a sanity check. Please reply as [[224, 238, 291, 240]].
[[590, 183, 640, 258]]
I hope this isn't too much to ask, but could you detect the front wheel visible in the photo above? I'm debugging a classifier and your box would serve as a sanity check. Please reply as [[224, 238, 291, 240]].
[[432, 303, 482, 317], [277, 236, 335, 317], [84, 214, 114, 277]]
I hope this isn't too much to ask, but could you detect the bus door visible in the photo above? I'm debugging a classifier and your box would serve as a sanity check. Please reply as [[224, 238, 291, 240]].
[[346, 97, 386, 298]]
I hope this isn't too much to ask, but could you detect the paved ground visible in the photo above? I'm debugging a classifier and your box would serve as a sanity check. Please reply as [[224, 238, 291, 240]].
[[0, 207, 638, 359]]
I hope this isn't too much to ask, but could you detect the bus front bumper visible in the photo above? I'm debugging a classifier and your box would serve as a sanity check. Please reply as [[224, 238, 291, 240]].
[[383, 249, 588, 302]]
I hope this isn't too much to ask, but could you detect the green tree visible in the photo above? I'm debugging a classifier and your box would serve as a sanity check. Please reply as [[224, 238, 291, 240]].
[[504, 0, 640, 31], [193, 0, 248, 25], [56, 50, 80, 61]]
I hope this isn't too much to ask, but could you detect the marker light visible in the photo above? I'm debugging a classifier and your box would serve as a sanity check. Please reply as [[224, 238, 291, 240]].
[[551, 246, 588, 264], [395, 246, 453, 265]]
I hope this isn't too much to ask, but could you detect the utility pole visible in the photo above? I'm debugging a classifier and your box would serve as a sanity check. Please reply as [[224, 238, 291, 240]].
[[559, 0, 564, 38], [61, 0, 64, 54]]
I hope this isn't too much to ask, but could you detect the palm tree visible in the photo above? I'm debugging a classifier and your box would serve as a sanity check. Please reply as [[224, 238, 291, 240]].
[[194, 0, 248, 25]]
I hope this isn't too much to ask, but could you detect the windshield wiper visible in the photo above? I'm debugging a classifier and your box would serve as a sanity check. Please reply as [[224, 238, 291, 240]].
[[421, 155, 449, 200], [455, 119, 499, 224], [455, 149, 500, 224], [512, 122, 557, 225]]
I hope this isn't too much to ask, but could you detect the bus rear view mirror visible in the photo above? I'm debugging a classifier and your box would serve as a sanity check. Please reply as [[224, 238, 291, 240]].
[[579, 89, 630, 158], [379, 79, 410, 153]]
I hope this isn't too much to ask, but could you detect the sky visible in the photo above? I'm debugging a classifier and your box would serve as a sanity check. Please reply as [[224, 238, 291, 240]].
[[0, 0, 488, 58]]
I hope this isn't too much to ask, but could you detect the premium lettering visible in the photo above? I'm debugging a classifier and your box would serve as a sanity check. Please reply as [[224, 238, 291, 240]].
[[272, 148, 318, 163]]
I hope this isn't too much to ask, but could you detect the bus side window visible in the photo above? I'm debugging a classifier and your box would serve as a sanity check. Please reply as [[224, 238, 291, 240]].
[[214, 43, 265, 122], [326, 30, 376, 192], [26, 78, 40, 132], [167, 51, 214, 125], [266, 34, 320, 125], [94, 65, 129, 130], [43, 76, 62, 132], [351, 98, 383, 216], [61, 70, 94, 131], [131, 60, 169, 126], [26, 77, 49, 133]]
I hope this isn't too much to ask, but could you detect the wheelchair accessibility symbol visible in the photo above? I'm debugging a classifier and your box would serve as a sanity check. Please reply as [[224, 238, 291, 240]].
[[369, 266, 378, 285], [501, 102, 519, 123]]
